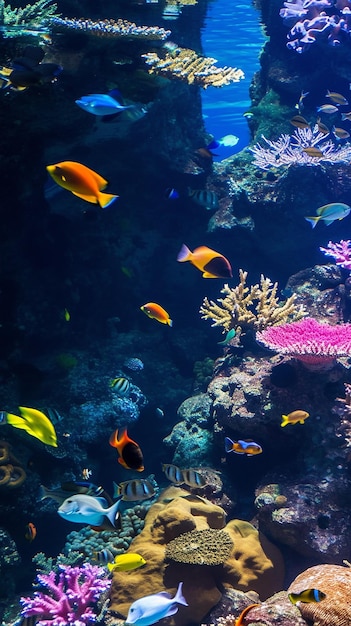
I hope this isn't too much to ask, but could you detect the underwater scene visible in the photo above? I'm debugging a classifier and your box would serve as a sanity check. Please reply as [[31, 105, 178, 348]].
[[3, 0, 351, 623]]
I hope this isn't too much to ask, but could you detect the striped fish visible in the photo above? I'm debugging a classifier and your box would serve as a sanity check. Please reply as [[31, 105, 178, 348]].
[[113, 478, 155, 501], [110, 377, 130, 396], [182, 468, 206, 488], [93, 548, 115, 564], [162, 463, 184, 485]]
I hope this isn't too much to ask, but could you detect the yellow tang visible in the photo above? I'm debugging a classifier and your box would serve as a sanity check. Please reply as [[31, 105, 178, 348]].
[[3, 407, 57, 447], [107, 553, 146, 572]]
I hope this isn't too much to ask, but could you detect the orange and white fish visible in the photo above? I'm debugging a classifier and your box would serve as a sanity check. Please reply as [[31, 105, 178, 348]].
[[46, 161, 119, 208], [281, 410, 309, 427], [177, 244, 232, 279], [140, 302, 172, 326], [225, 437, 262, 456]]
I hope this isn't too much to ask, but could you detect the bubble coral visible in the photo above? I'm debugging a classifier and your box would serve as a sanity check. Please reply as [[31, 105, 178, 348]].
[[256, 317, 351, 370]]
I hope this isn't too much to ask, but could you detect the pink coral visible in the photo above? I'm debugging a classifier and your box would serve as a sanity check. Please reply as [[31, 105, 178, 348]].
[[256, 317, 351, 370], [20, 563, 110, 626], [320, 240, 351, 270]]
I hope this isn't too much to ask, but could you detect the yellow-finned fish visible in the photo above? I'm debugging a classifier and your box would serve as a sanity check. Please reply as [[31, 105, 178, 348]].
[[140, 303, 172, 326], [107, 553, 146, 572], [305, 202, 351, 228], [46, 161, 119, 209], [281, 410, 309, 427], [0, 407, 57, 447], [288, 588, 326, 604]]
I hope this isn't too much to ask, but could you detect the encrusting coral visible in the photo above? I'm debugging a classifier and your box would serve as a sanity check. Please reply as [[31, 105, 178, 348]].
[[107, 486, 284, 626], [141, 47, 244, 88], [165, 528, 233, 565], [200, 269, 306, 335]]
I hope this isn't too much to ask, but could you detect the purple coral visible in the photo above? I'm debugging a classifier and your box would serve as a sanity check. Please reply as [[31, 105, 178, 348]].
[[20, 563, 110, 626], [320, 240, 351, 270], [280, 0, 351, 52], [256, 317, 351, 369]]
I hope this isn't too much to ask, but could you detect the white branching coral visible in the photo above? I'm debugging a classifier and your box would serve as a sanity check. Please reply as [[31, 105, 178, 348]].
[[250, 125, 351, 170], [200, 269, 306, 334]]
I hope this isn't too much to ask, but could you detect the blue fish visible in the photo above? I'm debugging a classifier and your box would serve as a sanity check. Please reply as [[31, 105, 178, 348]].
[[125, 582, 188, 626], [75, 90, 133, 117], [218, 328, 236, 346]]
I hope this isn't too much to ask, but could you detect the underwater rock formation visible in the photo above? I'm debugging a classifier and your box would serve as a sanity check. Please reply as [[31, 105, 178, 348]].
[[107, 486, 284, 625]]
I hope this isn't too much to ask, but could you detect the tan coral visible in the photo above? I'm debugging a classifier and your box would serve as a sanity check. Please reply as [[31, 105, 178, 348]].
[[107, 486, 284, 626], [0, 440, 26, 489], [287, 563, 351, 625], [200, 269, 306, 334], [142, 47, 244, 88]]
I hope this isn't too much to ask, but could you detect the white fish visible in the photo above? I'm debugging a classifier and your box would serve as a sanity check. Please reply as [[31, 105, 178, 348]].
[[58, 494, 121, 527], [126, 582, 188, 626], [218, 134, 239, 147]]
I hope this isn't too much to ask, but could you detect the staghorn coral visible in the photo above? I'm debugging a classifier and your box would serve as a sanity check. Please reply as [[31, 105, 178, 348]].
[[50, 17, 171, 40], [20, 563, 110, 626], [287, 563, 351, 625], [0, 0, 58, 36], [250, 125, 351, 170], [165, 528, 233, 565], [199, 269, 306, 335], [141, 46, 244, 88], [256, 317, 351, 370]]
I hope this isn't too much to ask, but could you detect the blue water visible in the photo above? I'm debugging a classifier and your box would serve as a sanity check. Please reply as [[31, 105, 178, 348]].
[[201, 0, 267, 160]]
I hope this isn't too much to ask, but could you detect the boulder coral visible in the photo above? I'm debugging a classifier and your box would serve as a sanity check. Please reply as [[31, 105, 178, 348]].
[[107, 486, 284, 626]]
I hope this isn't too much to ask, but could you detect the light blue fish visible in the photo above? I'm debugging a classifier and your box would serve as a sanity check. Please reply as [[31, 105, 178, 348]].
[[126, 582, 188, 626], [75, 90, 133, 117], [305, 202, 351, 228], [218, 134, 239, 147], [57, 493, 121, 527], [218, 328, 236, 346]]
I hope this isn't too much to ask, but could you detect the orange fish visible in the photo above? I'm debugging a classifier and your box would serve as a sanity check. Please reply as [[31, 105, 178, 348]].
[[140, 302, 172, 326], [177, 244, 232, 279], [109, 429, 144, 471], [25, 522, 37, 542], [225, 437, 262, 456], [235, 604, 260, 625], [46, 161, 119, 208]]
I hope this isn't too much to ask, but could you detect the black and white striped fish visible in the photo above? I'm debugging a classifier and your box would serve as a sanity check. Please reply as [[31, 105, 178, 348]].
[[110, 377, 130, 396], [113, 478, 156, 501]]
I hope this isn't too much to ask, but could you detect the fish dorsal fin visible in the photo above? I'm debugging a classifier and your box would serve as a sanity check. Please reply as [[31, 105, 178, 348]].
[[155, 591, 172, 599], [95, 497, 109, 506]]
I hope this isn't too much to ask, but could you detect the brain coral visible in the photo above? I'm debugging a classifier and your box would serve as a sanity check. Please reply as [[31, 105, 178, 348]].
[[107, 486, 284, 626], [165, 528, 233, 565], [288, 563, 351, 625]]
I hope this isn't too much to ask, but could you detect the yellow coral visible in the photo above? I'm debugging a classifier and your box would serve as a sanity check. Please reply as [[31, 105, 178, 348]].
[[199, 269, 306, 334], [141, 47, 244, 88]]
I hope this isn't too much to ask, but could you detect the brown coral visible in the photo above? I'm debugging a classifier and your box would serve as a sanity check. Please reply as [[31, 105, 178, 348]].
[[142, 47, 244, 88], [0, 440, 26, 489], [165, 528, 233, 565], [287, 563, 351, 625]]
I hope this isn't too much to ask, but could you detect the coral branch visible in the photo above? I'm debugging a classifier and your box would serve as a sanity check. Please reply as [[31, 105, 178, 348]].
[[50, 16, 171, 40], [320, 240, 351, 270]]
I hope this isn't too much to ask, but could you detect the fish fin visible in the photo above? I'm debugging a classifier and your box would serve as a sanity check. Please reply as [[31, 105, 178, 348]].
[[299, 419, 305, 424], [281, 415, 289, 427], [174, 582, 188, 606], [109, 429, 120, 449], [164, 607, 180, 617], [177, 244, 192, 262], [202, 271, 218, 278], [224, 437, 234, 453], [168, 318, 173, 327], [106, 497, 122, 527], [155, 591, 173, 598], [98, 192, 119, 209], [304, 216, 319, 228], [71, 191, 99, 204], [112, 480, 120, 499], [5, 412, 28, 430], [324, 218, 336, 225], [118, 457, 130, 469]]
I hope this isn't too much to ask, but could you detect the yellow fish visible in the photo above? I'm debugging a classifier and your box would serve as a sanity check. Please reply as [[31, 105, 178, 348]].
[[107, 553, 146, 572], [1, 407, 57, 447], [281, 410, 309, 427], [288, 588, 326, 604]]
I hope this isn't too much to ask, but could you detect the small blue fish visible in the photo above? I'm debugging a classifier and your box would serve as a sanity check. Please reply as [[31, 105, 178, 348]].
[[218, 328, 236, 346], [165, 188, 179, 200], [75, 90, 132, 117], [125, 582, 188, 626]]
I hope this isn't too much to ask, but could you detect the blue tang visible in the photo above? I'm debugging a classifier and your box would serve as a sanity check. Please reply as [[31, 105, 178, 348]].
[[75, 91, 132, 117], [57, 493, 121, 527], [125, 582, 188, 626]]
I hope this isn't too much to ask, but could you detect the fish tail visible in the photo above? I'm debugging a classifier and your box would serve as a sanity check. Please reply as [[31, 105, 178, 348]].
[[112, 480, 121, 499], [106, 496, 123, 527], [177, 244, 192, 262], [98, 192, 119, 209], [224, 436, 234, 453], [168, 318, 173, 327], [288, 593, 297, 605], [175, 582, 188, 607], [5, 412, 29, 430], [304, 216, 319, 228], [281, 415, 289, 427], [38, 485, 49, 500]]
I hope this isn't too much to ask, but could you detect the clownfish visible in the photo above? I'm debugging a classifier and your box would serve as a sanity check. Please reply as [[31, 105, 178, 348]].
[[225, 437, 262, 457], [46, 161, 119, 209], [140, 302, 172, 326], [109, 429, 144, 471], [177, 244, 232, 279]]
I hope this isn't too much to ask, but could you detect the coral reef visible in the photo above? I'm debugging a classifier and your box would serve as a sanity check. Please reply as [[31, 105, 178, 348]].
[[0, 440, 26, 489], [199, 269, 306, 336], [50, 17, 171, 40], [288, 564, 351, 625], [320, 240, 351, 270], [141, 47, 244, 88], [250, 126, 351, 170], [165, 528, 233, 565], [20, 563, 110, 626], [256, 317, 351, 370], [0, 0, 58, 36], [107, 487, 284, 626]]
